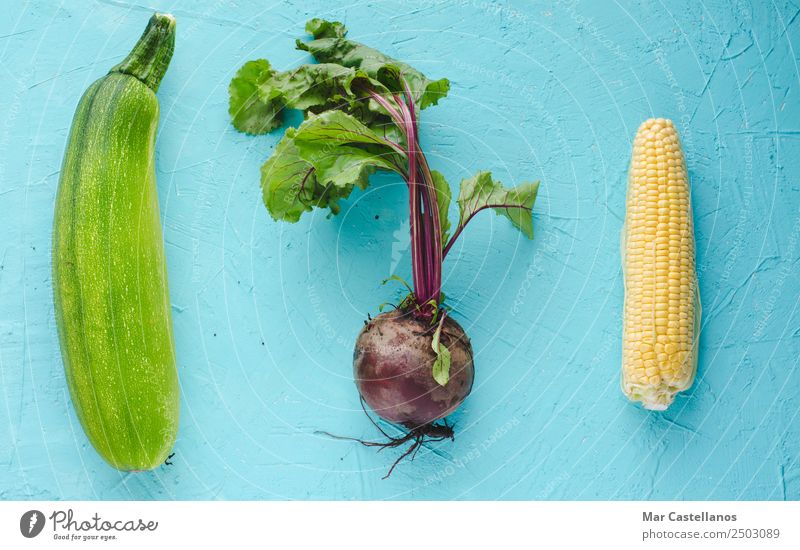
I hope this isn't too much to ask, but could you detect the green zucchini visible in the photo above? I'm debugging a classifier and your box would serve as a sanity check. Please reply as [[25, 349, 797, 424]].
[[52, 13, 179, 471]]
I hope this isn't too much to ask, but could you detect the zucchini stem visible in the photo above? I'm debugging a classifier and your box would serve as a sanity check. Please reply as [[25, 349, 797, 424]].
[[111, 12, 176, 92]]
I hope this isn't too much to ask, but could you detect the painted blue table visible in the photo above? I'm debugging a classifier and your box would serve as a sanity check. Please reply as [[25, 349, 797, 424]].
[[1, 0, 798, 500]]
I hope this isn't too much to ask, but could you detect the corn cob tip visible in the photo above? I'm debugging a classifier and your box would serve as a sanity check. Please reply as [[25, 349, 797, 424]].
[[621, 380, 682, 411], [639, 117, 674, 130]]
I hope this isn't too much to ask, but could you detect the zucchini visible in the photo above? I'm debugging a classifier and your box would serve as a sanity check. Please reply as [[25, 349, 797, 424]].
[[52, 13, 179, 471]]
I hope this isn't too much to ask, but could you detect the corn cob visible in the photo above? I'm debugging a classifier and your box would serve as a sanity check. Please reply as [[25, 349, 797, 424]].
[[621, 118, 701, 410]]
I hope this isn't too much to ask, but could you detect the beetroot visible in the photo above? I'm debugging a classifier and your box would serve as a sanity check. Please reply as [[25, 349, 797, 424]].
[[354, 310, 474, 429], [230, 21, 539, 476]]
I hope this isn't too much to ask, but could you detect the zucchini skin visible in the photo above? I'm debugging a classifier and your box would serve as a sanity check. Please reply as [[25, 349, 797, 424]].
[[52, 15, 178, 471]]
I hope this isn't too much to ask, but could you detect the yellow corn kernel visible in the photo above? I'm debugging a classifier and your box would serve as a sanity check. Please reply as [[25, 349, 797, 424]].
[[621, 118, 701, 410]]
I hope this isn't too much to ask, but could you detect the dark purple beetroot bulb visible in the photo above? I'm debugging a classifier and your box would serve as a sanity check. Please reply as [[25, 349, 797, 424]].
[[353, 309, 474, 430]]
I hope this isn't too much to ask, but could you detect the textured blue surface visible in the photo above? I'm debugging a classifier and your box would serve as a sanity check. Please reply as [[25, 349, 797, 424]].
[[1, 0, 799, 500]]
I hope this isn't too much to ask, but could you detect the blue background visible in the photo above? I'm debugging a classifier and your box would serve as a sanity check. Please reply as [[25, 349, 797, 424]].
[[1, 0, 798, 500]]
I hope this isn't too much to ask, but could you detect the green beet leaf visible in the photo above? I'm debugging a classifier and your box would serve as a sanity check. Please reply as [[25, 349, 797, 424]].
[[296, 19, 449, 109], [261, 129, 354, 221], [230, 59, 395, 136], [261, 112, 408, 221], [293, 110, 406, 189], [293, 109, 401, 150], [272, 63, 355, 111], [456, 171, 539, 239], [305, 18, 347, 39], [430, 318, 451, 386], [229, 59, 284, 134]]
